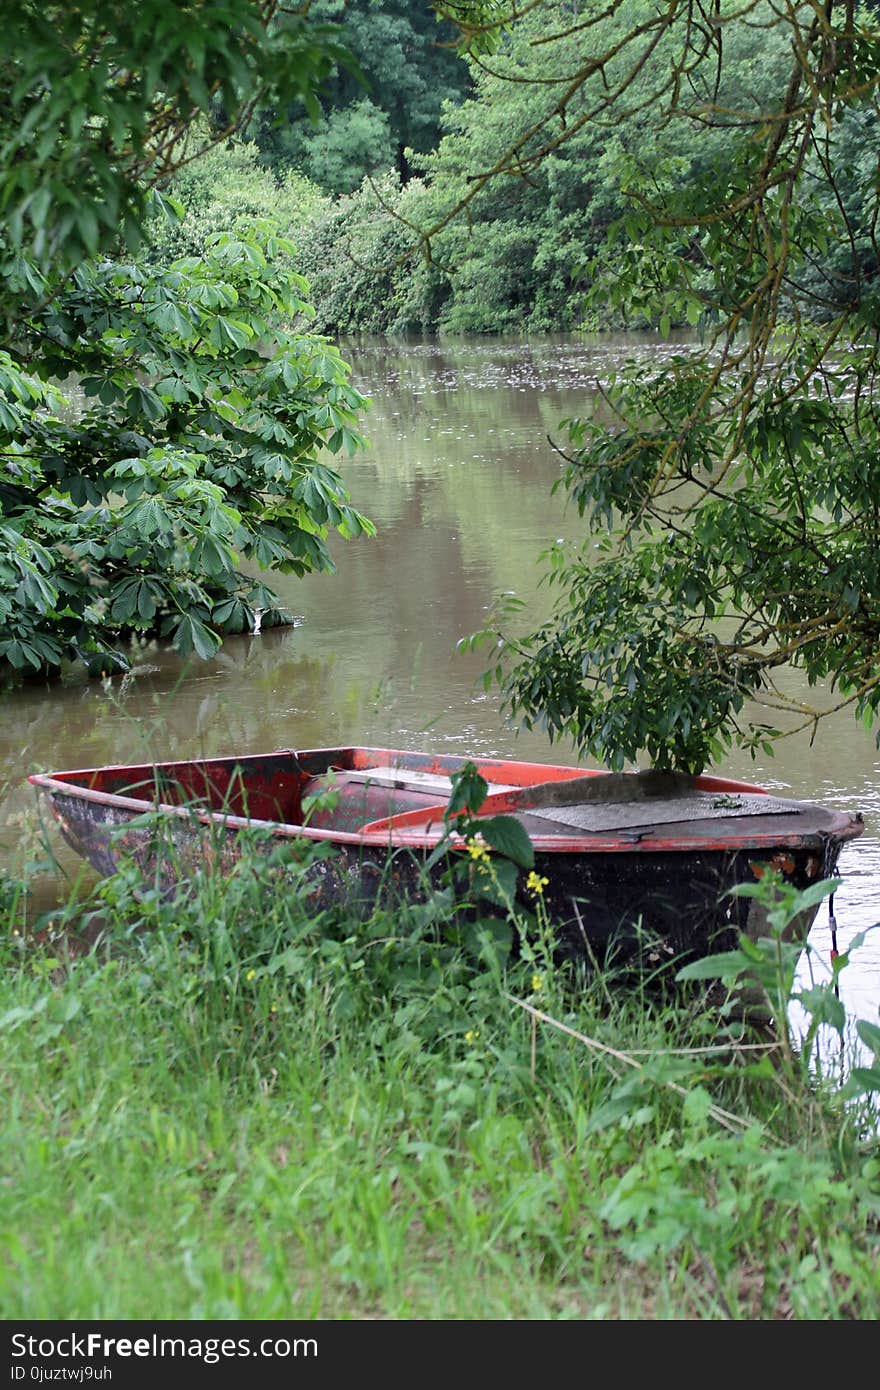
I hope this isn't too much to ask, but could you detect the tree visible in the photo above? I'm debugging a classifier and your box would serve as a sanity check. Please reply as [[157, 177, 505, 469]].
[[291, 172, 448, 335], [438, 1, 880, 770], [251, 0, 473, 191], [1, 226, 372, 678], [0, 2, 373, 683]]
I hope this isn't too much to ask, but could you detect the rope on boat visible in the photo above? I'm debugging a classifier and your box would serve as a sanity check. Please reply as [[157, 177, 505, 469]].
[[829, 891, 840, 999]]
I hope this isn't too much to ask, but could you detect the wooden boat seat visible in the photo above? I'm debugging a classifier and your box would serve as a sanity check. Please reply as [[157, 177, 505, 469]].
[[331, 764, 519, 795], [302, 764, 520, 835]]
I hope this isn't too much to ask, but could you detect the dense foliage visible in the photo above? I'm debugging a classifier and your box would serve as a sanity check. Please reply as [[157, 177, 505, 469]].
[[0, 0, 346, 290], [445, 0, 880, 770], [292, 1, 796, 336], [142, 134, 329, 268], [250, 0, 473, 190], [1, 227, 372, 677], [0, 2, 372, 684]]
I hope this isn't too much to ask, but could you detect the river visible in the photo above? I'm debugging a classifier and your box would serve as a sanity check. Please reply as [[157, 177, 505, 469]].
[[2, 332, 878, 1050]]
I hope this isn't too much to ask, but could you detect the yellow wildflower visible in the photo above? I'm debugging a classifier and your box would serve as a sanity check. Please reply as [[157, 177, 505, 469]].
[[465, 1028, 481, 1044], [526, 871, 549, 896], [531, 973, 544, 993], [246, 969, 256, 981], [466, 837, 490, 862]]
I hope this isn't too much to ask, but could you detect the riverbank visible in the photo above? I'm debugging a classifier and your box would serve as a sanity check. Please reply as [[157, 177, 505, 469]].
[[2, 849, 879, 1320]]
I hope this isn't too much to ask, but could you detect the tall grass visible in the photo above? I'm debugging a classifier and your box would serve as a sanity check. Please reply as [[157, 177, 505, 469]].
[[1, 837, 879, 1320]]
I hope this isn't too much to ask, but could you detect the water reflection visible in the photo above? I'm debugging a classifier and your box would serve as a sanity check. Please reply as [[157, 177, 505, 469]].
[[2, 332, 877, 1048]]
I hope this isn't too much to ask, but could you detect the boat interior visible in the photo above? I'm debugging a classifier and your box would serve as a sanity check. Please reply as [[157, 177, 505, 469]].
[[38, 747, 547, 834], [31, 746, 825, 845]]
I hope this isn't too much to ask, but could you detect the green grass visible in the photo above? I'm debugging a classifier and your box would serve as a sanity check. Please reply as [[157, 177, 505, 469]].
[[1, 843, 879, 1320]]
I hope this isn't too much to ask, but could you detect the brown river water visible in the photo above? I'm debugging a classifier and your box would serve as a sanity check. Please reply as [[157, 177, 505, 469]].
[[2, 333, 878, 1049]]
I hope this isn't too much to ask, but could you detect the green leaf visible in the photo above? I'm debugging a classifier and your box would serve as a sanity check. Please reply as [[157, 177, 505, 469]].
[[446, 763, 488, 818], [856, 1019, 880, 1057], [841, 1066, 880, 1099], [794, 985, 846, 1033], [476, 814, 535, 870], [173, 613, 220, 661], [470, 854, 519, 907], [676, 950, 751, 982]]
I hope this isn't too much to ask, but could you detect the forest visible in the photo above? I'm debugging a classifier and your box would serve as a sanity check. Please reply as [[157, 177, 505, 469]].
[[149, 0, 851, 338]]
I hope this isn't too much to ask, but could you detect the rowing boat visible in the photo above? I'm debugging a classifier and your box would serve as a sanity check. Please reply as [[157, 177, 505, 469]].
[[29, 745, 863, 965]]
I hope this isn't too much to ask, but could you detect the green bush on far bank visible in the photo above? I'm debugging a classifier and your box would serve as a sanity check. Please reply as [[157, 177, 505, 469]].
[[143, 138, 330, 270]]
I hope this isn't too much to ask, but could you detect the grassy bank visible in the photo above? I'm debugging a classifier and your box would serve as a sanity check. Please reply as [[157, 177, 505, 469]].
[[1, 846, 879, 1321]]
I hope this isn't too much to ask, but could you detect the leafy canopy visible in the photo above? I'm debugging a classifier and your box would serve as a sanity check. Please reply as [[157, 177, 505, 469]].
[[0, 0, 348, 285], [0, 226, 373, 677], [443, 0, 880, 770], [0, 1, 373, 683], [289, 4, 794, 336]]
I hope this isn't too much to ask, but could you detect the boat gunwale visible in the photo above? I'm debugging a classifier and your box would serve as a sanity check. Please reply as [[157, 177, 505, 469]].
[[29, 760, 865, 857]]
